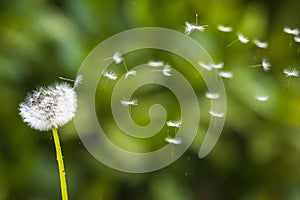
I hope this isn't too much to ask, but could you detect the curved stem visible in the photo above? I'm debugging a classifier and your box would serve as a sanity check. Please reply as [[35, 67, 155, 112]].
[[52, 127, 68, 200]]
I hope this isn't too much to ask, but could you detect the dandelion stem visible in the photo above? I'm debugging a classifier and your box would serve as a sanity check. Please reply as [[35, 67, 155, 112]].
[[52, 127, 68, 200], [195, 13, 198, 26]]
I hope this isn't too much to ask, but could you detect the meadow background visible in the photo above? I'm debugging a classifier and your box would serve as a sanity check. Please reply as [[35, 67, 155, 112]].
[[1, 0, 300, 199]]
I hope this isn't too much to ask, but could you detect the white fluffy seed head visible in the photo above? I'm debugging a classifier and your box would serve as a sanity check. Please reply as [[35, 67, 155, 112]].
[[19, 83, 77, 131]]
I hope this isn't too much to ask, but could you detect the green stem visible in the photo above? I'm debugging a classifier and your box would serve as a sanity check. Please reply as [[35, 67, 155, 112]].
[[52, 127, 68, 200]]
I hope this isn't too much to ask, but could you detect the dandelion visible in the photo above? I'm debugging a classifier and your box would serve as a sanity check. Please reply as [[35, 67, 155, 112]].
[[19, 83, 77, 131], [104, 71, 118, 80], [165, 137, 182, 145], [217, 25, 233, 33], [205, 92, 220, 100], [120, 98, 138, 106], [218, 71, 233, 79], [283, 67, 299, 89], [227, 33, 249, 47], [19, 77, 80, 200], [167, 120, 182, 128], [254, 95, 269, 112], [283, 27, 300, 36], [209, 110, 225, 118], [148, 61, 164, 67], [249, 59, 271, 72], [253, 39, 268, 49], [125, 70, 137, 79]]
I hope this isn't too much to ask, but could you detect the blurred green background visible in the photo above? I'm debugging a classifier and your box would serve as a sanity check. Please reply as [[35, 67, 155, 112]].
[[1, 0, 300, 199]]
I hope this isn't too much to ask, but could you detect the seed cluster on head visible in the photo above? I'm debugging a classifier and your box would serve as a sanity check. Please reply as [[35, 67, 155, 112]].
[[19, 80, 79, 131]]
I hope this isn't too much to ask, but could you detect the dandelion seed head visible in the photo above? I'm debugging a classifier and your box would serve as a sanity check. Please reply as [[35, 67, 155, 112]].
[[283, 67, 299, 77], [253, 39, 268, 49], [283, 27, 300, 36], [237, 33, 249, 44], [217, 25, 232, 32], [165, 137, 182, 145], [104, 71, 118, 80], [219, 71, 233, 79], [205, 92, 220, 99], [167, 120, 182, 128], [19, 83, 77, 131], [255, 95, 269, 102]]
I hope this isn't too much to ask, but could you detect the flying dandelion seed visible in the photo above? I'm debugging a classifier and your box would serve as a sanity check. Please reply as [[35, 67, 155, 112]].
[[165, 137, 182, 145], [198, 62, 212, 71], [104, 71, 118, 80], [167, 120, 182, 128], [217, 25, 233, 33], [148, 61, 164, 67], [253, 39, 268, 49], [112, 52, 123, 64], [227, 33, 249, 47], [210, 62, 224, 69], [125, 70, 137, 79], [209, 110, 225, 118], [205, 92, 220, 100], [254, 95, 269, 112], [218, 71, 233, 79], [248, 59, 271, 72], [162, 65, 172, 76], [255, 95, 269, 102], [283, 67, 299, 89], [283, 27, 300, 36], [184, 22, 208, 35], [120, 98, 138, 106]]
